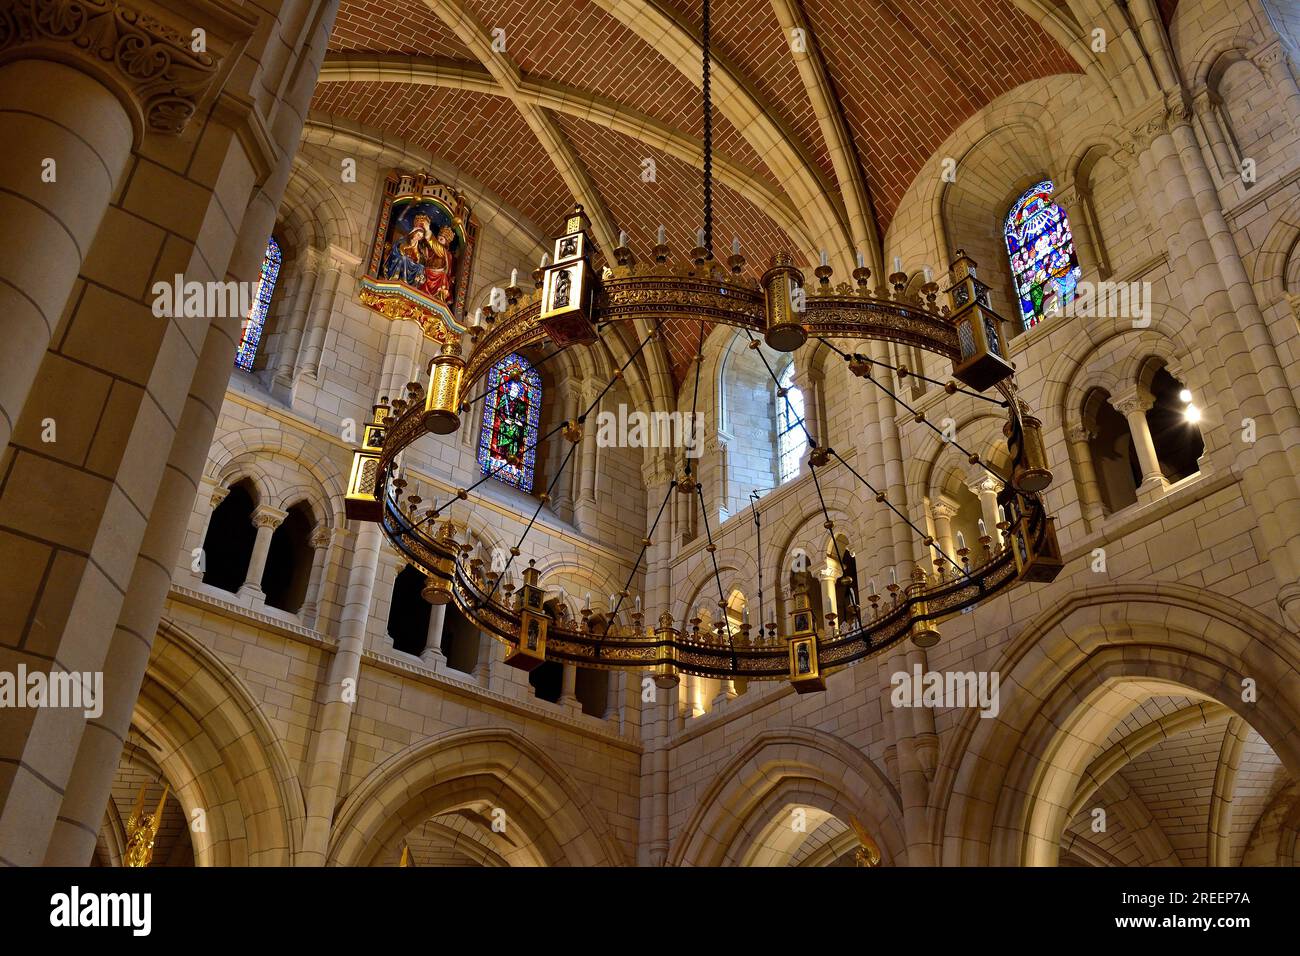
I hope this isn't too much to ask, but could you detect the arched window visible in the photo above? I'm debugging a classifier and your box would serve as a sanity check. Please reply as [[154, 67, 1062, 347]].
[[388, 565, 433, 655], [478, 352, 542, 493], [1004, 181, 1081, 330], [261, 502, 315, 613], [776, 362, 807, 484], [201, 480, 257, 592], [235, 237, 282, 371], [1146, 366, 1204, 483]]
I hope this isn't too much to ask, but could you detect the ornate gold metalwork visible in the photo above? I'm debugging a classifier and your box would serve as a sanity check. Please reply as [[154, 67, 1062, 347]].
[[124, 783, 169, 868], [352, 212, 1063, 688]]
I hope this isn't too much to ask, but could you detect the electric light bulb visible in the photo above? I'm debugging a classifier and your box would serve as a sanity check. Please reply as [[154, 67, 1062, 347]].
[[1179, 389, 1193, 404], [1185, 404, 1201, 424]]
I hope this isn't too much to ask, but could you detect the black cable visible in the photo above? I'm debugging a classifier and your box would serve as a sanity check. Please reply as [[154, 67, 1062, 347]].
[[701, 0, 713, 259]]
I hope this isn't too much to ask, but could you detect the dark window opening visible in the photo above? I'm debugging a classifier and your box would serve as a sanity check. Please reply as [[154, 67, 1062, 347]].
[[388, 565, 432, 655], [261, 503, 315, 613], [201, 481, 257, 593]]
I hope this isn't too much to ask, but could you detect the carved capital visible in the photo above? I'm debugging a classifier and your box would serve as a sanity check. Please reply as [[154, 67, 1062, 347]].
[[1066, 424, 1094, 444], [0, 0, 254, 136], [640, 451, 675, 488], [1111, 391, 1153, 417], [931, 500, 959, 522], [252, 505, 287, 530], [209, 486, 229, 509], [310, 526, 333, 549]]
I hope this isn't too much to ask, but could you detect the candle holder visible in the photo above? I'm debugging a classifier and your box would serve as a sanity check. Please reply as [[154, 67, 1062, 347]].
[[852, 265, 871, 289], [814, 263, 833, 286]]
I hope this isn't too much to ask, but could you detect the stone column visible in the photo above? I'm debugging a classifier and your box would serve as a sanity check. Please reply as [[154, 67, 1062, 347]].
[[607, 671, 623, 726], [817, 562, 839, 624], [577, 382, 600, 530], [1111, 390, 1166, 498], [421, 604, 447, 667], [971, 477, 1003, 534], [274, 248, 323, 388], [471, 629, 493, 686], [1191, 90, 1237, 180], [930, 499, 959, 565], [12, 0, 340, 867], [300, 522, 383, 864], [237, 506, 288, 603], [0, 59, 134, 464], [560, 663, 580, 710], [1065, 426, 1105, 522], [298, 526, 334, 626], [299, 303, 428, 862], [295, 248, 350, 383]]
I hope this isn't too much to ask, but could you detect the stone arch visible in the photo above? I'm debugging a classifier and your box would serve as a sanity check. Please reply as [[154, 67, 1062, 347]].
[[669, 727, 905, 866], [206, 427, 349, 528], [327, 728, 625, 866], [1252, 190, 1300, 300], [674, 546, 758, 625], [932, 583, 1300, 866], [136, 619, 306, 865]]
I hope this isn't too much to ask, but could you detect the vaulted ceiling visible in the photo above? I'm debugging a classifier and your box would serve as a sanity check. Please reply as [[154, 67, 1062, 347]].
[[311, 0, 1115, 385]]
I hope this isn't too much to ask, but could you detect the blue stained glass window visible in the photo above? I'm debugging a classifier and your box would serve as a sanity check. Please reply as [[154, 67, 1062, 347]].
[[777, 362, 807, 484], [235, 237, 282, 371], [1004, 181, 1081, 330], [478, 353, 542, 493]]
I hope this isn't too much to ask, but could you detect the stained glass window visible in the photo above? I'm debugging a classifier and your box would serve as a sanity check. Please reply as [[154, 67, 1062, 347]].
[[777, 362, 807, 484], [478, 353, 542, 493], [235, 237, 282, 371], [1004, 181, 1081, 330]]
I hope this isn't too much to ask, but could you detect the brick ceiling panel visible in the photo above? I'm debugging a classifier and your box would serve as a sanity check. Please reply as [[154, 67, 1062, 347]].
[[460, 0, 771, 176], [310, 82, 574, 234], [803, 0, 1082, 231], [658, 0, 833, 180], [557, 112, 806, 389], [331, 0, 475, 58]]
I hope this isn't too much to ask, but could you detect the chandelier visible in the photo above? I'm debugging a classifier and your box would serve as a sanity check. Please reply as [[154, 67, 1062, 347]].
[[343, 0, 1063, 693]]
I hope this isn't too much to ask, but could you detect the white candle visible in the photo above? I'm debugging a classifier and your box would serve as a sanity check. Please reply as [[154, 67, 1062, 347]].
[[657, 224, 666, 244], [742, 607, 749, 625], [856, 251, 865, 269], [978, 518, 987, 537], [696, 228, 705, 246], [609, 593, 616, 609], [956, 531, 966, 551], [472, 308, 482, 327], [893, 256, 903, 273], [634, 595, 641, 613], [923, 266, 933, 283], [868, 578, 876, 596], [540, 252, 549, 267], [618, 230, 628, 247], [583, 592, 591, 610], [732, 236, 741, 256], [819, 249, 829, 267], [889, 568, 897, 586]]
